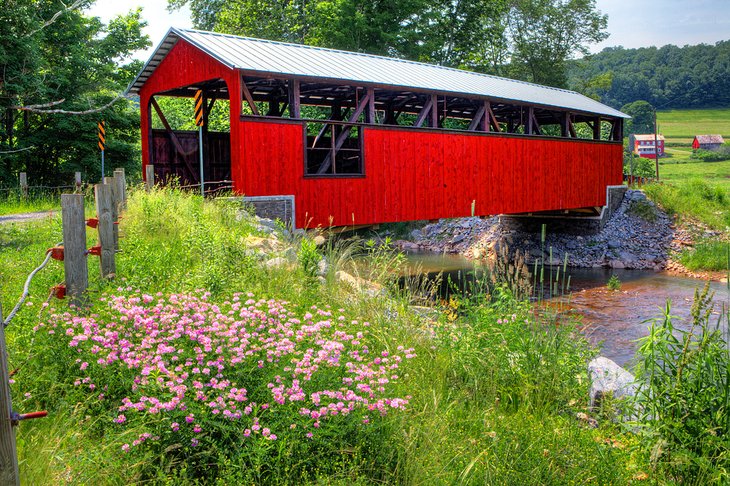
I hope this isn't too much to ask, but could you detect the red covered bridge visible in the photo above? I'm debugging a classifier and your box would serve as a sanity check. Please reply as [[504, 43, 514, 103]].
[[127, 28, 628, 229]]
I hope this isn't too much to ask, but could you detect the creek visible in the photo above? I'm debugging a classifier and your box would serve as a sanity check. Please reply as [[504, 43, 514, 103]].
[[401, 252, 730, 368]]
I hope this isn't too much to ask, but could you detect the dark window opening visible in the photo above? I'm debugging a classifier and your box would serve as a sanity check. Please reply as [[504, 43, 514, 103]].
[[305, 121, 362, 175]]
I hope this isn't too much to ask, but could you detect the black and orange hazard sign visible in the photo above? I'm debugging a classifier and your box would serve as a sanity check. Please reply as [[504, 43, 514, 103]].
[[194, 90, 205, 127], [97, 120, 105, 151]]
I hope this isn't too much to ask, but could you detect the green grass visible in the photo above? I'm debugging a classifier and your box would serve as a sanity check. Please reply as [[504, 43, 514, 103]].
[[680, 241, 730, 272], [658, 159, 730, 192], [0, 191, 60, 216], [657, 108, 730, 142], [0, 187, 690, 484]]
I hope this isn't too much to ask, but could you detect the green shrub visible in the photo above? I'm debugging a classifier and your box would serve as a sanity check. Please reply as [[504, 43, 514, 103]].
[[606, 275, 621, 291], [691, 148, 730, 162], [631, 284, 730, 483]]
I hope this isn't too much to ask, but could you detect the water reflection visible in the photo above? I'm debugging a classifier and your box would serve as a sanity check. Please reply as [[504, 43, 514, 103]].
[[402, 252, 730, 367]]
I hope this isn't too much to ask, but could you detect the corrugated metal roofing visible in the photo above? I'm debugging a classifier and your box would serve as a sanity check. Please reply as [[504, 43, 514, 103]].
[[694, 134, 725, 144], [633, 134, 665, 141], [128, 28, 629, 119]]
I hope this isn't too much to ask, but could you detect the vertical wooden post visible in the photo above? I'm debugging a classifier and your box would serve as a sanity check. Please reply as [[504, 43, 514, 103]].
[[94, 184, 116, 278], [104, 177, 120, 251], [145, 164, 155, 191], [366, 87, 375, 124], [113, 169, 126, 207], [483, 101, 491, 132], [430, 95, 438, 128], [61, 194, 88, 306], [593, 117, 602, 140], [75, 172, 82, 193], [19, 173, 27, 199], [289, 80, 300, 119], [0, 304, 19, 486]]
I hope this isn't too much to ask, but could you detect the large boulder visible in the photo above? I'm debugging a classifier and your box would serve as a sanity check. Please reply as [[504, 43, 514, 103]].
[[588, 357, 637, 409]]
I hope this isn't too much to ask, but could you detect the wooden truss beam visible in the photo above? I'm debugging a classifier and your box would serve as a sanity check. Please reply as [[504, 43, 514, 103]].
[[317, 90, 373, 174], [240, 73, 259, 116], [150, 96, 199, 180]]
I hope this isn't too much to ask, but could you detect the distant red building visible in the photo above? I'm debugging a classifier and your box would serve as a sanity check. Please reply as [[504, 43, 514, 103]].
[[692, 135, 725, 151], [630, 134, 664, 159]]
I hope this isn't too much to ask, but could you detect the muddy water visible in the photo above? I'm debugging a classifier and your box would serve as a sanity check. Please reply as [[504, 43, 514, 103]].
[[402, 253, 730, 367]]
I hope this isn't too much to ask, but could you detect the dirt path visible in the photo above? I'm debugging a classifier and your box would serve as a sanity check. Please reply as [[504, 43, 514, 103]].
[[0, 210, 57, 224]]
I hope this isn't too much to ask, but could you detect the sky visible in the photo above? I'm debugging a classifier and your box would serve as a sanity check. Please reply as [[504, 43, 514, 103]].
[[85, 0, 730, 61], [592, 0, 730, 52]]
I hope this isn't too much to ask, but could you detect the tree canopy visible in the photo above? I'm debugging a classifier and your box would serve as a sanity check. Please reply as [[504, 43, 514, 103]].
[[0, 0, 150, 186], [168, 0, 608, 87], [569, 41, 730, 109], [620, 100, 655, 135]]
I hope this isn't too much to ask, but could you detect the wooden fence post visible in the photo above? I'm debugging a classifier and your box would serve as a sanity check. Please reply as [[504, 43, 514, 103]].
[[18, 173, 27, 200], [61, 194, 88, 306], [113, 168, 126, 207], [104, 177, 120, 250], [145, 165, 155, 192], [0, 304, 20, 486], [94, 183, 116, 278], [75, 172, 82, 193]]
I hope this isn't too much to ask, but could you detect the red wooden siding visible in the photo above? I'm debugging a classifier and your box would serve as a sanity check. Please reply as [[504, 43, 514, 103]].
[[236, 120, 622, 228], [139, 40, 241, 175]]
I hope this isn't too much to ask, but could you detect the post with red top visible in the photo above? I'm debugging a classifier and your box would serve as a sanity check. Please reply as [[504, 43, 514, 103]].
[[0, 304, 19, 485], [94, 183, 116, 278], [61, 194, 88, 306]]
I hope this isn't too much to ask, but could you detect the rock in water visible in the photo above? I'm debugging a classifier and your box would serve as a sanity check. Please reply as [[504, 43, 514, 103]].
[[588, 357, 637, 409]]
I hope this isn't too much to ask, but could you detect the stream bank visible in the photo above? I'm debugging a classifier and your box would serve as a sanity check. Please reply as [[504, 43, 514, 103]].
[[400, 252, 730, 367], [393, 189, 727, 282]]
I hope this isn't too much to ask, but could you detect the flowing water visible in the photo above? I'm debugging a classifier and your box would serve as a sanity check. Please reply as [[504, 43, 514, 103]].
[[402, 252, 730, 367]]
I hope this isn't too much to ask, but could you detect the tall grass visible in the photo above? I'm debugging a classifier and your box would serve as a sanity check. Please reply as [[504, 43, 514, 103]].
[[644, 178, 730, 230]]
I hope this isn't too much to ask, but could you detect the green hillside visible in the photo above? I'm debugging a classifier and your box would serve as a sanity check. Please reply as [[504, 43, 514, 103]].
[[657, 108, 730, 144]]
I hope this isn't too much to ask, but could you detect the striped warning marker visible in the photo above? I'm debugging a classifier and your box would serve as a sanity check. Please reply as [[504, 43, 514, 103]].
[[194, 90, 205, 127], [97, 120, 105, 151]]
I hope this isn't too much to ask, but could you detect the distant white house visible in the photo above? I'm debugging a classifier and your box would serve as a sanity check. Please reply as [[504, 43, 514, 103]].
[[630, 134, 665, 159]]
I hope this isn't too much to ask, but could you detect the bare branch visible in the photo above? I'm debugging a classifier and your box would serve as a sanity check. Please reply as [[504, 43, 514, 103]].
[[13, 95, 125, 115], [27, 0, 87, 36], [14, 99, 66, 111], [0, 146, 35, 155]]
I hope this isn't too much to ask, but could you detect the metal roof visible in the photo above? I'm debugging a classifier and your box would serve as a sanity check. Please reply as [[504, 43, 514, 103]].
[[128, 28, 629, 119], [694, 134, 725, 144]]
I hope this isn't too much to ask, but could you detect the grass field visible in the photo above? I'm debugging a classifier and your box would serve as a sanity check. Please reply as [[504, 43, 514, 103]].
[[657, 108, 730, 144], [659, 159, 730, 192]]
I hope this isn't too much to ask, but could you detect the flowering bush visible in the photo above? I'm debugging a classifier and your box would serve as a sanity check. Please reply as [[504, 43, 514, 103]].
[[38, 291, 415, 459]]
